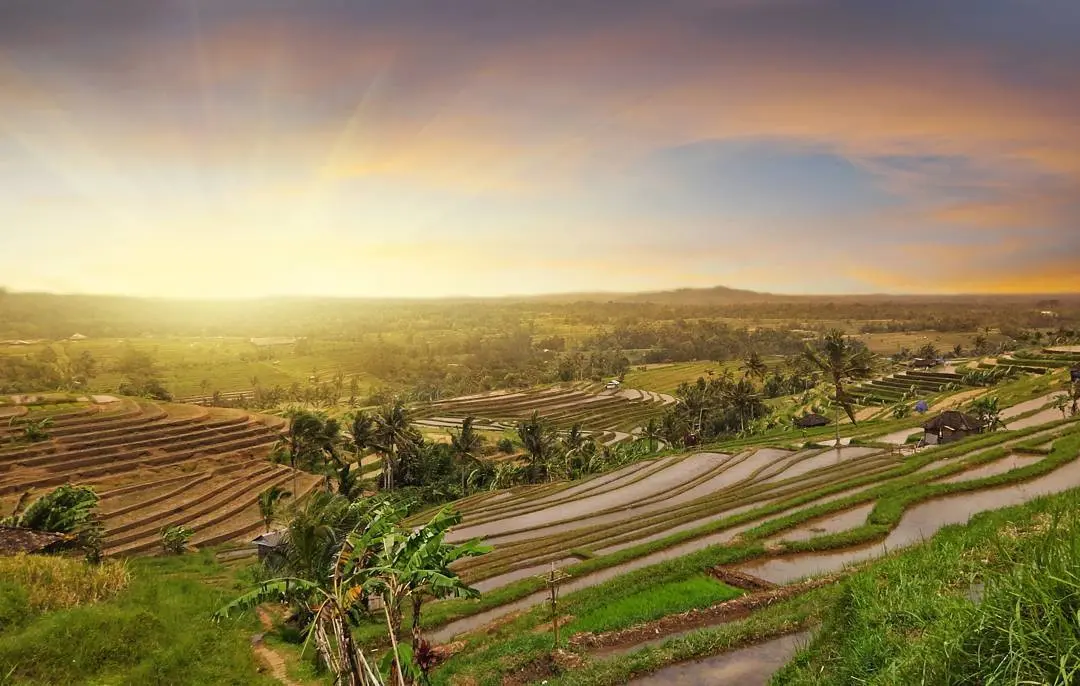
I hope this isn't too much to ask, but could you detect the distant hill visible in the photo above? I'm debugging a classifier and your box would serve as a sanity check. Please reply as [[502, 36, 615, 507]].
[[518, 286, 1080, 306], [521, 285, 781, 305]]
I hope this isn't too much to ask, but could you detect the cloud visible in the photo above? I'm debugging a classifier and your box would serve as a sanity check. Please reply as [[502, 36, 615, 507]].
[[0, 0, 1078, 296]]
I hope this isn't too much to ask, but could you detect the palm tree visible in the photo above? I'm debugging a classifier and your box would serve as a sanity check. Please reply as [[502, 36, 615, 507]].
[[741, 351, 768, 382], [371, 402, 419, 491], [449, 417, 484, 495], [517, 412, 555, 483], [803, 330, 875, 442], [972, 334, 990, 356], [559, 423, 588, 477], [334, 463, 362, 500], [638, 417, 662, 453], [257, 485, 292, 532]]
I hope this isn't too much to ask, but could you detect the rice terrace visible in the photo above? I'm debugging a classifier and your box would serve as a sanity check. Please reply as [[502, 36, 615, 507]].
[[1, 289, 1079, 686], [5, 1, 1080, 684]]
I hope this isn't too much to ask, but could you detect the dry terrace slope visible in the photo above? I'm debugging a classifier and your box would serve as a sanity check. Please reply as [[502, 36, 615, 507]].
[[0, 395, 320, 556]]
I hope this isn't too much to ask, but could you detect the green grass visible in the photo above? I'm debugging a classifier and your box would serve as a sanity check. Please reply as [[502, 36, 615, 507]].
[[565, 576, 742, 635], [774, 482, 1080, 684], [0, 551, 273, 686]]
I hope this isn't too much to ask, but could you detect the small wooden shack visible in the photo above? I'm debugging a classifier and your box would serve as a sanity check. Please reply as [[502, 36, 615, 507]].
[[251, 530, 285, 563], [795, 413, 830, 429], [922, 410, 983, 445]]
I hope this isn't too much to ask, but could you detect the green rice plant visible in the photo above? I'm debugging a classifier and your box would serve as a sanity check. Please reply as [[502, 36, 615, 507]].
[[564, 575, 741, 635]]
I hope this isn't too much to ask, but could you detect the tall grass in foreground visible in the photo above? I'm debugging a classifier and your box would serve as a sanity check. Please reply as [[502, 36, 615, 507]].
[[774, 488, 1080, 685], [0, 551, 274, 685], [0, 554, 130, 614], [951, 512, 1080, 684]]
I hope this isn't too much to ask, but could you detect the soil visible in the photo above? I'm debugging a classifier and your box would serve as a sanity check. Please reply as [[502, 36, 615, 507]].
[[500, 649, 584, 686], [251, 607, 302, 686]]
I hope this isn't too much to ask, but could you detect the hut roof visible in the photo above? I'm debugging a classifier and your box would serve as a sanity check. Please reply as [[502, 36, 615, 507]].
[[0, 527, 72, 555], [923, 410, 983, 433], [795, 413, 830, 428], [251, 531, 285, 548]]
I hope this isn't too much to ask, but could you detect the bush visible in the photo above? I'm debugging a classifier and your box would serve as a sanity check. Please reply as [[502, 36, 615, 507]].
[[160, 526, 194, 555], [497, 437, 515, 454], [4, 484, 99, 534]]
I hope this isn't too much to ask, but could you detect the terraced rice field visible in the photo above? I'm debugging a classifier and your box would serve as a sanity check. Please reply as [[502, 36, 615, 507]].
[[417, 401, 1080, 646], [413, 385, 674, 436], [621, 361, 757, 395], [0, 396, 319, 555], [847, 370, 971, 406]]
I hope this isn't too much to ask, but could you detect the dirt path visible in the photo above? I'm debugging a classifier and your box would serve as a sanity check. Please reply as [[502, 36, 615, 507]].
[[252, 607, 302, 686]]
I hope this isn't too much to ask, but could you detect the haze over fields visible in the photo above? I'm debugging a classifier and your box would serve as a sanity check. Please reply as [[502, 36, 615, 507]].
[[1, 1, 1079, 298]]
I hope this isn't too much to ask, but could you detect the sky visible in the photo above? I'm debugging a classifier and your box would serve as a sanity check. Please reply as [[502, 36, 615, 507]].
[[1, 0, 1078, 298]]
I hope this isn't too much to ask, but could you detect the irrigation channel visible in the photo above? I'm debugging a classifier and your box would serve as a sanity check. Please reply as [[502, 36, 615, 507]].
[[427, 419, 1079, 644], [627, 631, 812, 685]]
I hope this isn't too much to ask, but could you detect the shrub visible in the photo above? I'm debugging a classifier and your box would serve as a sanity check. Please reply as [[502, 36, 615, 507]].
[[4, 484, 99, 534], [497, 437, 515, 454], [160, 526, 194, 555], [19, 417, 52, 443]]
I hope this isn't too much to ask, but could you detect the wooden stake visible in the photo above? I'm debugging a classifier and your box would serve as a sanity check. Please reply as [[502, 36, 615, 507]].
[[536, 562, 571, 650]]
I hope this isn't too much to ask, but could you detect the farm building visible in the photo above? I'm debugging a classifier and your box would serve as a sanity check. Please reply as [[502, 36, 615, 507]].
[[0, 527, 72, 555], [910, 358, 940, 369], [795, 413, 830, 429], [251, 530, 285, 562], [922, 410, 983, 445]]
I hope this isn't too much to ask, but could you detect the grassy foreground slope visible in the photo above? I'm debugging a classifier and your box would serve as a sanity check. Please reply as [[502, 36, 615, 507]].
[[0, 552, 273, 686]]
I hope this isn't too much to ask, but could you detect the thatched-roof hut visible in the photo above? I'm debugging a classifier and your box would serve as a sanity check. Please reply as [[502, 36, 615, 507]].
[[0, 527, 72, 555], [795, 413, 830, 429], [923, 410, 983, 445]]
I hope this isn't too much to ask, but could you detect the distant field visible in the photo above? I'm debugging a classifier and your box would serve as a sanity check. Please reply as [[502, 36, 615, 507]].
[[856, 331, 1007, 355], [623, 359, 779, 394], [0, 337, 382, 399]]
